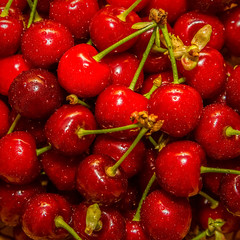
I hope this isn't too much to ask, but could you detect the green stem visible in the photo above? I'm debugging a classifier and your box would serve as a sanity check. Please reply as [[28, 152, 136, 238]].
[[151, 45, 167, 53], [225, 126, 240, 137], [93, 22, 157, 62], [148, 136, 158, 148], [27, 0, 38, 28], [132, 173, 156, 221], [55, 216, 82, 240], [106, 127, 148, 177], [36, 145, 51, 156], [143, 83, 158, 100], [117, 0, 142, 22], [129, 28, 156, 91], [77, 123, 139, 138], [201, 166, 240, 175], [191, 231, 207, 240], [66, 94, 90, 109], [86, 39, 93, 45], [0, 0, 14, 17], [7, 114, 21, 134], [199, 191, 219, 209], [26, 0, 41, 22], [159, 24, 179, 84]]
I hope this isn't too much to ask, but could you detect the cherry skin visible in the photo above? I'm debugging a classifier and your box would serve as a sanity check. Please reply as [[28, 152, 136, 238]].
[[95, 84, 148, 139], [0, 0, 27, 11], [0, 55, 31, 96], [140, 189, 192, 240], [93, 135, 145, 178], [106, 0, 150, 12], [45, 104, 97, 156], [173, 11, 225, 51], [178, 47, 226, 99], [72, 203, 126, 240], [0, 99, 9, 138], [76, 154, 128, 205], [21, 19, 74, 68], [148, 83, 203, 138], [49, 0, 99, 41], [22, 193, 72, 240], [194, 103, 240, 160], [58, 43, 111, 98], [0, 131, 41, 185], [8, 68, 63, 119], [89, 5, 141, 53]]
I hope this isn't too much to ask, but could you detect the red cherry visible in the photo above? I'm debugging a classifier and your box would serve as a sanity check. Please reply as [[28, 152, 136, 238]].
[[0, 131, 41, 185], [140, 190, 192, 240], [76, 154, 128, 205], [8, 68, 63, 119], [0, 99, 9, 138], [21, 19, 74, 68], [148, 83, 203, 138], [106, 0, 150, 12], [45, 104, 97, 156], [49, 0, 99, 41], [22, 193, 72, 239], [58, 43, 111, 98], [89, 5, 141, 53]]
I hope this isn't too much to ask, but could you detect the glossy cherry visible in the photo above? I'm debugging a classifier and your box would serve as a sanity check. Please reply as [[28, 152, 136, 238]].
[[148, 83, 203, 138], [45, 104, 97, 156], [8, 68, 63, 119], [21, 19, 74, 68], [76, 154, 128, 205], [0, 99, 9, 138]]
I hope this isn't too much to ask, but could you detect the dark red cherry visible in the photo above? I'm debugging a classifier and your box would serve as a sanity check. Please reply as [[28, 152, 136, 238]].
[[58, 43, 111, 98], [0, 131, 41, 185], [76, 154, 128, 205], [194, 103, 240, 160], [72, 203, 126, 240], [148, 83, 203, 138], [8, 68, 63, 119], [22, 193, 72, 239], [174, 11, 225, 51], [89, 5, 141, 53], [0, 181, 44, 226], [95, 84, 148, 139], [106, 0, 149, 12], [140, 190, 192, 240], [0, 99, 9, 138], [21, 19, 74, 68], [178, 47, 226, 99], [0, 55, 31, 96], [49, 0, 99, 41], [45, 104, 97, 156]]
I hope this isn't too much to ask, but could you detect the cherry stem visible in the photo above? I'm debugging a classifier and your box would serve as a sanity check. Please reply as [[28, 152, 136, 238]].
[[132, 173, 156, 221], [201, 166, 240, 175], [129, 28, 156, 91], [93, 22, 157, 62], [27, 0, 38, 28], [117, 0, 142, 22], [36, 144, 51, 156], [86, 39, 93, 45], [0, 0, 14, 17], [76, 123, 139, 138], [151, 45, 167, 53], [225, 126, 240, 137], [66, 94, 90, 109], [148, 136, 158, 148], [159, 24, 179, 84], [106, 127, 148, 177], [199, 191, 219, 209], [27, 0, 42, 22], [7, 113, 21, 134], [54, 216, 82, 240], [191, 231, 208, 240]]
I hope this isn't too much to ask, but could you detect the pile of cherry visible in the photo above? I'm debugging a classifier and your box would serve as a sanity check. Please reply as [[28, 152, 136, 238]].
[[2, 0, 240, 239]]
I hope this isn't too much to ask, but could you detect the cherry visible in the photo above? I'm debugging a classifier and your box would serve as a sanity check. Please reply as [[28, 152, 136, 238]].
[[8, 68, 63, 119], [76, 154, 128, 205], [21, 19, 74, 68], [72, 203, 126, 240], [174, 11, 225, 51], [45, 104, 97, 156], [0, 131, 41, 185], [0, 99, 9, 138], [140, 189, 192, 240], [93, 135, 145, 178], [148, 83, 203, 138], [36, 0, 53, 14], [194, 103, 240, 160], [22, 193, 72, 239], [0, 181, 44, 226], [49, 0, 99, 41]]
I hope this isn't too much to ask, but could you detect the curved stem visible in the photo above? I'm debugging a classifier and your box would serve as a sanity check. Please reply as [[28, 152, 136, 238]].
[[7, 114, 21, 134], [93, 22, 157, 62], [199, 191, 219, 209], [132, 173, 156, 221], [106, 127, 148, 177], [27, 0, 38, 28], [143, 83, 158, 100], [225, 126, 240, 137], [0, 0, 14, 17], [66, 94, 90, 109], [36, 145, 51, 156], [55, 216, 82, 240], [191, 231, 207, 240], [201, 166, 240, 175], [129, 28, 156, 91]]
